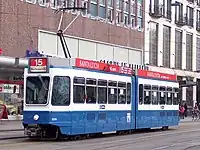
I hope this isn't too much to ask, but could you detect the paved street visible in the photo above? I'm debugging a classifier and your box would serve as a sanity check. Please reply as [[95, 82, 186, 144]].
[[0, 120, 23, 132], [0, 120, 200, 150]]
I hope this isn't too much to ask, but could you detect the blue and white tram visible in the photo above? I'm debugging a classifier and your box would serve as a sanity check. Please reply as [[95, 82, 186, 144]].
[[23, 57, 179, 139]]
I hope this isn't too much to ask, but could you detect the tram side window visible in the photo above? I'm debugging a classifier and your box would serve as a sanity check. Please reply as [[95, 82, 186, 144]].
[[173, 88, 179, 105], [86, 78, 97, 104], [98, 79, 107, 104], [166, 87, 172, 105], [127, 83, 131, 104], [159, 86, 166, 105], [152, 86, 159, 105], [118, 82, 126, 104], [144, 85, 151, 104], [139, 84, 143, 104], [73, 77, 85, 103], [51, 76, 70, 106], [108, 81, 117, 104]]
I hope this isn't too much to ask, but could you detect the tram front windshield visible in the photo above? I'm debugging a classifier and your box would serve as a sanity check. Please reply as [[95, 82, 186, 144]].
[[26, 76, 50, 104]]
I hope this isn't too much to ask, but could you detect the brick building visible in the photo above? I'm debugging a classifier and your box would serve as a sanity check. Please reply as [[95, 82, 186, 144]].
[[0, 0, 145, 119]]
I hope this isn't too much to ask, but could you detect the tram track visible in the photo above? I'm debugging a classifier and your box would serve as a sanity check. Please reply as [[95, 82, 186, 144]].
[[1, 126, 200, 150]]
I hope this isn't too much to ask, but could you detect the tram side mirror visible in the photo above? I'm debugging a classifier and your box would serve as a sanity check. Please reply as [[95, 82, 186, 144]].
[[13, 85, 16, 94]]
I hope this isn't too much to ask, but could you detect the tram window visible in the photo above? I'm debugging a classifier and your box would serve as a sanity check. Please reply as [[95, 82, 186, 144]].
[[167, 87, 172, 105], [73, 77, 85, 103], [118, 88, 126, 104], [108, 81, 117, 87], [173, 88, 179, 105], [144, 85, 151, 104], [139, 84, 143, 104], [144, 91, 151, 104], [118, 82, 126, 104], [73, 85, 85, 103], [86, 78, 96, 85], [159, 87, 166, 105], [118, 82, 126, 88], [108, 88, 117, 104], [51, 76, 70, 106], [152, 91, 159, 105], [127, 83, 131, 104], [98, 79, 107, 86], [86, 86, 97, 104], [26, 76, 50, 104], [74, 77, 85, 84], [98, 79, 107, 104]]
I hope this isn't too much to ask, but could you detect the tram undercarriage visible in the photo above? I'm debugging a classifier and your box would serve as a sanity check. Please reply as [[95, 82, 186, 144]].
[[24, 124, 60, 140]]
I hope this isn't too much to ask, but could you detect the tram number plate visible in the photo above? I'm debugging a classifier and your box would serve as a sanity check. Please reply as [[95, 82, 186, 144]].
[[29, 58, 49, 73]]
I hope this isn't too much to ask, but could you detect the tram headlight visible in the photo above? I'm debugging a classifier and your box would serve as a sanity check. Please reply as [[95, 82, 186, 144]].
[[33, 114, 39, 121]]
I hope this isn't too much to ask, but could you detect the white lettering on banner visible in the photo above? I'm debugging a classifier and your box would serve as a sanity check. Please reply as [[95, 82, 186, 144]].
[[21, 0, 64, 9], [79, 60, 100, 69], [0, 84, 20, 94]]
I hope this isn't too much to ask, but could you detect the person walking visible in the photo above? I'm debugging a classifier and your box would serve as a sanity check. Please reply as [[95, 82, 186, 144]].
[[184, 103, 188, 117]]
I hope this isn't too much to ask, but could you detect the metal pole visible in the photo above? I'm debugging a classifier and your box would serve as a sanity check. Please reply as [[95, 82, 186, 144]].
[[63, 13, 80, 33], [57, 11, 64, 31]]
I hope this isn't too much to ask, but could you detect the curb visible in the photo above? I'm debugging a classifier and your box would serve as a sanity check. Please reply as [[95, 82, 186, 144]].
[[0, 129, 23, 132], [0, 136, 27, 140]]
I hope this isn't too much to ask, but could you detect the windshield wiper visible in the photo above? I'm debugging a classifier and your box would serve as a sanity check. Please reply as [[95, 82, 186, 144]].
[[38, 75, 48, 91]]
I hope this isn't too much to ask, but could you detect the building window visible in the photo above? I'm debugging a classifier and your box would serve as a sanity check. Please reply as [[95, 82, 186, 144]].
[[175, 30, 182, 69], [116, 0, 123, 24], [186, 6, 194, 27], [186, 77, 193, 107], [163, 25, 171, 68], [175, 3, 187, 25], [149, 22, 158, 66], [91, 0, 98, 16], [130, 0, 135, 28], [196, 37, 200, 71], [137, 0, 143, 29], [186, 33, 193, 71], [107, 0, 113, 22], [99, 0, 106, 19], [123, 0, 129, 26], [162, 0, 171, 20], [196, 10, 200, 31]]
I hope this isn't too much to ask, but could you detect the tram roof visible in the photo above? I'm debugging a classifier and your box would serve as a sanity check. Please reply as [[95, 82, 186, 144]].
[[27, 57, 177, 81]]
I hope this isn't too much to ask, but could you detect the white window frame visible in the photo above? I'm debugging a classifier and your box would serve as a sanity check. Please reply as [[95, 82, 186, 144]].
[[123, 0, 129, 27], [99, 0, 106, 20], [81, 0, 90, 17], [50, 0, 64, 9], [130, 0, 135, 29], [116, 0, 122, 25], [107, 0, 114, 23], [25, 0, 36, 4], [90, 0, 98, 19], [137, 2, 142, 31], [38, 0, 50, 7]]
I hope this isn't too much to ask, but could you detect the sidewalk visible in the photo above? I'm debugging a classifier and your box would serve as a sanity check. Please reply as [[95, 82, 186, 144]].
[[0, 120, 23, 132]]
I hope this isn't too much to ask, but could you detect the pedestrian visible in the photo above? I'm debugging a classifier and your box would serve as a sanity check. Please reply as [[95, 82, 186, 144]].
[[179, 105, 185, 119], [184, 103, 187, 117]]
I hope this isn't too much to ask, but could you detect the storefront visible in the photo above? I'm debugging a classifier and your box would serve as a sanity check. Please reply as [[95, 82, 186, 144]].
[[0, 56, 27, 120]]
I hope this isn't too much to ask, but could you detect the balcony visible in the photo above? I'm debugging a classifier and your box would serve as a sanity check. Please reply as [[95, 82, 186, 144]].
[[175, 14, 187, 26], [197, 21, 200, 31], [149, 5, 163, 18]]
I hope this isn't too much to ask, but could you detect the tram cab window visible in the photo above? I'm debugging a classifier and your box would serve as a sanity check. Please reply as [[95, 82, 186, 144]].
[[86, 78, 97, 104], [139, 84, 143, 104], [173, 88, 179, 105], [73, 77, 85, 103], [98, 79, 107, 104], [118, 82, 126, 104], [144, 85, 151, 104], [127, 83, 131, 104], [108, 81, 117, 104], [51, 76, 70, 106], [166, 87, 172, 105], [151, 86, 159, 105], [159, 86, 166, 105]]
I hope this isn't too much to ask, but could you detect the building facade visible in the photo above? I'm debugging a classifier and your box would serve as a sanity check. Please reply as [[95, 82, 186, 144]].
[[0, 0, 145, 119], [144, 0, 200, 109]]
